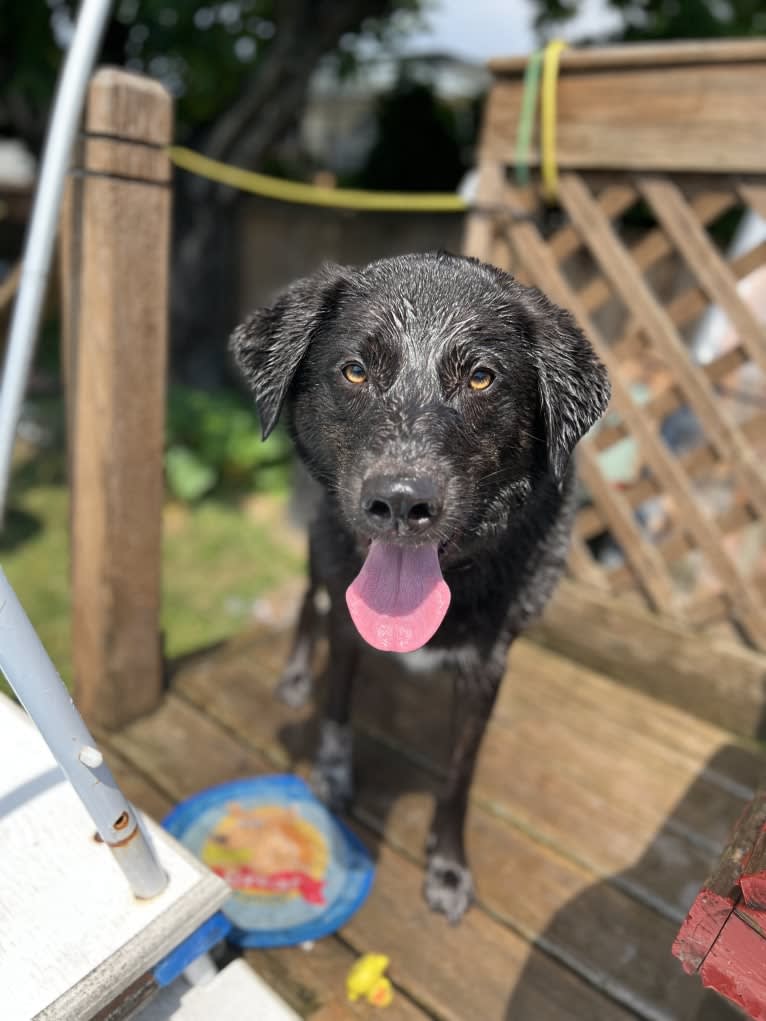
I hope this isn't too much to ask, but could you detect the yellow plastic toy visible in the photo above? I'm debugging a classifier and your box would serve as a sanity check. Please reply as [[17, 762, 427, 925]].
[[346, 952, 394, 1007]]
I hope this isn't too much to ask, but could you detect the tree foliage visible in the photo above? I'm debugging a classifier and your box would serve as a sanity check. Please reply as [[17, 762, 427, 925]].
[[353, 71, 477, 192], [531, 0, 766, 42], [0, 0, 421, 152], [0, 1, 423, 380]]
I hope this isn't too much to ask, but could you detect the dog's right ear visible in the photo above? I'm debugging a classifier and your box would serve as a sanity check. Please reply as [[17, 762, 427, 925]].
[[230, 264, 350, 438]]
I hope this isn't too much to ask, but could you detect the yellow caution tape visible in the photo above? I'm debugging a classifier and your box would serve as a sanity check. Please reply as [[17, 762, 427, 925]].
[[167, 145, 468, 213]]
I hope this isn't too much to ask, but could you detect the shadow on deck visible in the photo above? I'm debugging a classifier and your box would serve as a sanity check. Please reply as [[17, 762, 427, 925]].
[[104, 623, 764, 1021]]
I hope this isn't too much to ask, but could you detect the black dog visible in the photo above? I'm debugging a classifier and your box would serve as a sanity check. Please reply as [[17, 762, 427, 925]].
[[231, 252, 609, 922]]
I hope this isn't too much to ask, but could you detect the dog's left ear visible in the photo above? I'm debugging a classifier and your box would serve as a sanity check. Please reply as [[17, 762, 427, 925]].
[[230, 264, 350, 438], [530, 294, 611, 486]]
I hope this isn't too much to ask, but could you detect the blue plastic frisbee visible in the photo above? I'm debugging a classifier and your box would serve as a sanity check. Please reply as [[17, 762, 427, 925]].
[[162, 774, 374, 948]]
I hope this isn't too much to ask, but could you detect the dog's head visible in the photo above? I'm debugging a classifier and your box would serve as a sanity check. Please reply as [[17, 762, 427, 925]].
[[232, 252, 609, 650]]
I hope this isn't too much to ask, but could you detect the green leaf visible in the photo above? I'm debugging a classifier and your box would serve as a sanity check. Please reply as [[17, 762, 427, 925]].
[[165, 445, 217, 503]]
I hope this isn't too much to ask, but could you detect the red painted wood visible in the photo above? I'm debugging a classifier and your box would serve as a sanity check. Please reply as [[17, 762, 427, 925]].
[[672, 889, 736, 974], [742, 870, 766, 911], [742, 824, 766, 910], [736, 905, 766, 941], [700, 913, 766, 1020]]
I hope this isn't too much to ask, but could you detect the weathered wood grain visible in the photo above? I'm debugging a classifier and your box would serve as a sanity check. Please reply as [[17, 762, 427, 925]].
[[529, 578, 766, 740], [113, 699, 390, 1020], [174, 624, 761, 868], [547, 183, 637, 268], [113, 692, 632, 1020], [740, 811, 766, 911], [489, 39, 766, 73], [111, 695, 270, 799], [101, 742, 174, 822], [356, 672, 744, 920], [736, 904, 766, 942], [577, 443, 678, 611], [698, 912, 766, 1019], [462, 160, 504, 261], [341, 828, 637, 1021], [638, 175, 766, 377], [503, 186, 766, 643], [85, 67, 173, 144], [551, 174, 766, 644], [590, 233, 766, 459], [169, 624, 761, 1018], [557, 173, 766, 521], [482, 45, 766, 173], [248, 940, 429, 1020], [575, 187, 734, 322], [65, 69, 172, 730]]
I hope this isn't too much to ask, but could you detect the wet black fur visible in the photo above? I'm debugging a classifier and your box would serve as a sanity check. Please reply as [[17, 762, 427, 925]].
[[231, 252, 610, 922]]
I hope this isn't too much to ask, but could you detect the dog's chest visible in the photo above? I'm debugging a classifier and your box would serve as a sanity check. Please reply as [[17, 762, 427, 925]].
[[394, 647, 454, 674]]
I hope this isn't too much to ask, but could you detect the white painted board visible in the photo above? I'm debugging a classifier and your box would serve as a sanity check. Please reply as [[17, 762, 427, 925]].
[[0, 696, 229, 1021], [137, 959, 301, 1021]]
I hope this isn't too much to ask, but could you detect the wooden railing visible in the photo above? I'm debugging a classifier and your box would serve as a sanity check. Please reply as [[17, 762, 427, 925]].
[[61, 69, 172, 729], [465, 39, 766, 652]]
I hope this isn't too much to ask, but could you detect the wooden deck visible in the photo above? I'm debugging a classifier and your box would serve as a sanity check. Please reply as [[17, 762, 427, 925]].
[[100, 622, 766, 1021]]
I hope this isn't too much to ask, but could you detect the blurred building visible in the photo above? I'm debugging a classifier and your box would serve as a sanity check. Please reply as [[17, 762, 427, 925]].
[[239, 53, 489, 316], [302, 53, 490, 178]]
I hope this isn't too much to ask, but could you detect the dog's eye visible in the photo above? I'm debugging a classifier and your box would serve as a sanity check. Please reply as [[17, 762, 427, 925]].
[[468, 368, 495, 392], [342, 362, 367, 385]]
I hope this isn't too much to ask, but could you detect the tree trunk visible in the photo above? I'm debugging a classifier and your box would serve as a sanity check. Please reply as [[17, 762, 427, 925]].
[[170, 0, 396, 386]]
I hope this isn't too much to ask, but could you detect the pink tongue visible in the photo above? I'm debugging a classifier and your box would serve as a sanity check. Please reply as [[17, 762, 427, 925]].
[[345, 541, 451, 653]]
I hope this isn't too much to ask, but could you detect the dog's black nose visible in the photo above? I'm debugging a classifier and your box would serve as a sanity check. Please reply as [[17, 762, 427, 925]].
[[361, 475, 443, 535]]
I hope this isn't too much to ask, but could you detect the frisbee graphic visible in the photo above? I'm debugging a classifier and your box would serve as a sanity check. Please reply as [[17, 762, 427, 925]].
[[163, 774, 374, 947]]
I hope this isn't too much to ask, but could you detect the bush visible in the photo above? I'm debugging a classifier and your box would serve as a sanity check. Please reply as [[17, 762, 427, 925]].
[[165, 385, 292, 503]]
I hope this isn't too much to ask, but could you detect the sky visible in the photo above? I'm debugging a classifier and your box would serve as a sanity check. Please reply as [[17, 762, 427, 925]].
[[401, 0, 622, 62]]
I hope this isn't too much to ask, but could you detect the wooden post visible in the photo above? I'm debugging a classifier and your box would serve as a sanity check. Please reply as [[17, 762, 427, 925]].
[[62, 69, 172, 730]]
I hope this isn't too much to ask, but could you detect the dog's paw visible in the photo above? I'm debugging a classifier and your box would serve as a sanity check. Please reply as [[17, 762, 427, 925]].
[[275, 665, 313, 708], [310, 720, 353, 812], [423, 854, 474, 924]]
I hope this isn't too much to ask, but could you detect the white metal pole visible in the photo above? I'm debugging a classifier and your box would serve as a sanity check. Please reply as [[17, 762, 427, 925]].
[[0, 0, 112, 524], [0, 568, 168, 899]]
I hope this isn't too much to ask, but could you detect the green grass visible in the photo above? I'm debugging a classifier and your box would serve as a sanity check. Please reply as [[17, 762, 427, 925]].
[[2, 486, 72, 692], [1, 451, 304, 698], [161, 496, 304, 659]]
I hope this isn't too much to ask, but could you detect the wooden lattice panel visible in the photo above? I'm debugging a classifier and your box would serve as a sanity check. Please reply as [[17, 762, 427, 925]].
[[469, 170, 766, 646], [465, 41, 766, 648]]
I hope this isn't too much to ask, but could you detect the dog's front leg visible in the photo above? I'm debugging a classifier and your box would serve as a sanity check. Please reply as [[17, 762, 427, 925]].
[[276, 540, 325, 707], [310, 608, 359, 812], [424, 656, 503, 923], [275, 582, 322, 708]]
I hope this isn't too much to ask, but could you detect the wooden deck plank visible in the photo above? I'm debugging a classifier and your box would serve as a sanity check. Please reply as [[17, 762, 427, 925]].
[[350, 737, 724, 1021], [340, 830, 637, 1021], [111, 698, 426, 1020], [504, 641, 744, 770], [247, 941, 429, 1020], [112, 694, 636, 1020], [110, 695, 269, 799], [174, 627, 759, 914], [354, 649, 754, 919], [101, 743, 174, 821], [171, 627, 753, 1019], [530, 578, 766, 741]]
